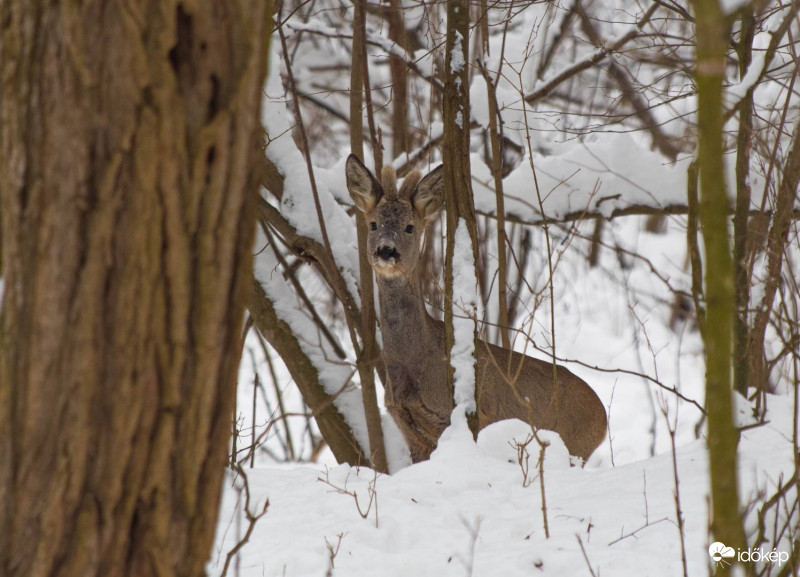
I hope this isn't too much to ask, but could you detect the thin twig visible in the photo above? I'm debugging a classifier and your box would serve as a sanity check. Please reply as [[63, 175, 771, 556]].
[[576, 534, 599, 577], [220, 465, 270, 577]]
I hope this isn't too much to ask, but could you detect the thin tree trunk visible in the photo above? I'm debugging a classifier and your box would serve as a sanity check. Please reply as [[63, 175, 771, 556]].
[[277, 11, 388, 473], [480, 64, 511, 350], [588, 219, 604, 268], [686, 160, 705, 333], [733, 8, 756, 396], [350, 0, 388, 473], [0, 1, 269, 576], [748, 118, 800, 393], [477, 1, 510, 350], [355, 2, 382, 171], [694, 0, 747, 569], [387, 0, 409, 159], [443, 0, 480, 430]]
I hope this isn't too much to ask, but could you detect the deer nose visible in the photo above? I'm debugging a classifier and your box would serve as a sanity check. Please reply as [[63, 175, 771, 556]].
[[376, 245, 400, 262]]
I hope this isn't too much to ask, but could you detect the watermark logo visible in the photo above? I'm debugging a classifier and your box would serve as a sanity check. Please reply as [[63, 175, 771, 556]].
[[709, 542, 735, 568], [709, 542, 789, 569]]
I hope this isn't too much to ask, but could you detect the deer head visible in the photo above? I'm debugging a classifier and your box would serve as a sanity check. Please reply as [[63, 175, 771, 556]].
[[346, 154, 444, 279]]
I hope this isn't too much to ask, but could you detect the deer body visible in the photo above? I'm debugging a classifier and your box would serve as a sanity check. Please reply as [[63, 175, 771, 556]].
[[346, 155, 607, 463]]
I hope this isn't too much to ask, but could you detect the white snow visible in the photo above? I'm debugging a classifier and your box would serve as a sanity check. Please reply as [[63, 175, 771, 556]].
[[212, 393, 796, 577], [469, 74, 490, 126], [262, 39, 362, 307], [450, 219, 478, 414], [466, 131, 768, 223], [726, 49, 767, 103], [252, 243, 372, 457], [720, 0, 752, 15], [450, 31, 465, 75]]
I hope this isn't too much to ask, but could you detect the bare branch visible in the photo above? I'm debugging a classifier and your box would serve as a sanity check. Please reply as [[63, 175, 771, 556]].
[[524, 4, 659, 105]]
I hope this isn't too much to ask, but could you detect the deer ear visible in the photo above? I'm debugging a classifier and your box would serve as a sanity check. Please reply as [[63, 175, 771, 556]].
[[346, 154, 382, 212], [412, 164, 444, 221]]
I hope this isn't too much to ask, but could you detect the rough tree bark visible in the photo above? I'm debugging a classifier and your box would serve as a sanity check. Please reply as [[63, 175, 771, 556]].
[[0, 1, 269, 576], [693, 0, 747, 570]]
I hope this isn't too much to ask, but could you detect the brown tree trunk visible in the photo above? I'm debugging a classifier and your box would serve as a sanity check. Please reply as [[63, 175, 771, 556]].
[[0, 2, 269, 576], [350, 0, 388, 473], [443, 0, 479, 430], [748, 118, 800, 393], [733, 8, 756, 396], [386, 0, 409, 159], [480, 65, 511, 350]]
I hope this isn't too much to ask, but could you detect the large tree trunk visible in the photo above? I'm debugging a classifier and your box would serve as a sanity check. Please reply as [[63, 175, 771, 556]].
[[0, 2, 269, 576]]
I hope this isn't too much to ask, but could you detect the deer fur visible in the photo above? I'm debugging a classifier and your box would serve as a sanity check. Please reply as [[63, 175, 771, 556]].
[[346, 154, 607, 463]]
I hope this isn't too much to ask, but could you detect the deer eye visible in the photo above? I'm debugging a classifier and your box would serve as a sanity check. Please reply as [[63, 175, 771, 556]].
[[370, 222, 377, 231], [405, 224, 414, 234]]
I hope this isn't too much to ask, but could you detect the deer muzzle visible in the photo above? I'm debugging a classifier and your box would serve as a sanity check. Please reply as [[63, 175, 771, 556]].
[[376, 244, 400, 263]]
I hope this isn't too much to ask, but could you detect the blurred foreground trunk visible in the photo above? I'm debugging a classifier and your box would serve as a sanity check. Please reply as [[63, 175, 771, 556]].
[[693, 0, 747, 571]]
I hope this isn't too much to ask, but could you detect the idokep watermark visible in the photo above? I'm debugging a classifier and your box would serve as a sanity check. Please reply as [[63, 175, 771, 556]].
[[709, 542, 790, 569]]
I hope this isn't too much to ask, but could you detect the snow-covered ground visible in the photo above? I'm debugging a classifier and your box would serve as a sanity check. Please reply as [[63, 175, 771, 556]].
[[211, 390, 795, 577]]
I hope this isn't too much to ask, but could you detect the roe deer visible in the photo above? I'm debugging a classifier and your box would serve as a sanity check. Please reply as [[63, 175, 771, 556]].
[[345, 155, 607, 463]]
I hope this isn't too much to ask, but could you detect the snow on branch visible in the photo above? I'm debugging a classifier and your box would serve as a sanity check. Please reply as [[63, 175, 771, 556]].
[[524, 4, 658, 105], [285, 20, 444, 91], [253, 243, 372, 456], [263, 41, 361, 305], [466, 129, 782, 226], [450, 219, 478, 414], [258, 41, 372, 454]]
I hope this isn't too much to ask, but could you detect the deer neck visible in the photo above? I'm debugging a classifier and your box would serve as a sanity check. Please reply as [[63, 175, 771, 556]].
[[376, 272, 436, 360]]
